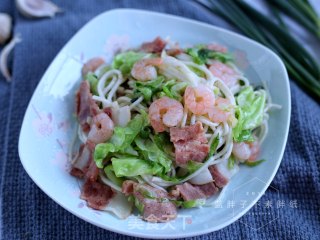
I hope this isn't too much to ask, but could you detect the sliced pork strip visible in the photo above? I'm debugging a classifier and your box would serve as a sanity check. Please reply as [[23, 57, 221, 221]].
[[174, 141, 209, 165], [196, 182, 219, 197], [80, 179, 114, 210], [85, 158, 99, 182], [166, 48, 183, 56], [170, 122, 210, 166], [208, 165, 229, 188], [122, 181, 177, 222], [81, 57, 105, 77], [76, 81, 100, 132], [174, 182, 206, 201], [121, 180, 137, 196], [143, 198, 177, 222], [170, 122, 207, 143], [70, 144, 91, 178], [170, 182, 219, 202], [140, 37, 166, 53]]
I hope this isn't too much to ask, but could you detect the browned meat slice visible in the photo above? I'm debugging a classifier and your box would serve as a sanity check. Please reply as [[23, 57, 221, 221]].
[[70, 144, 91, 178], [81, 57, 105, 77], [103, 107, 112, 118], [122, 180, 137, 196], [84, 158, 99, 182], [70, 142, 99, 181], [170, 122, 209, 166], [173, 182, 206, 201], [196, 182, 219, 197], [209, 165, 229, 188], [174, 141, 209, 165], [142, 198, 177, 223], [166, 48, 183, 56], [75, 81, 100, 132], [121, 181, 177, 222], [170, 181, 219, 203], [141, 37, 166, 53], [80, 179, 114, 210], [170, 122, 207, 143]]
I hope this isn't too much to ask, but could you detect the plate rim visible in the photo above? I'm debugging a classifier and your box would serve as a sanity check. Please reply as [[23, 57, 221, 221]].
[[18, 8, 291, 239]]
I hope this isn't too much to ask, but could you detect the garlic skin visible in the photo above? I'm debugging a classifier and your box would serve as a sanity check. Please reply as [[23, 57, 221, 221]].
[[16, 0, 62, 18], [0, 36, 22, 82], [0, 13, 12, 45]]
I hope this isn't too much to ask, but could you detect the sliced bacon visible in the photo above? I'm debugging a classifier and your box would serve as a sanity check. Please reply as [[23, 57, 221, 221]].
[[122, 181, 177, 222], [80, 179, 114, 210], [81, 57, 105, 77], [174, 182, 206, 201], [174, 141, 209, 165], [141, 37, 166, 53], [122, 180, 137, 196], [170, 181, 219, 202], [208, 165, 229, 188], [170, 122, 209, 166], [70, 144, 91, 178], [85, 158, 99, 182], [166, 48, 183, 56], [70, 143, 99, 181], [196, 182, 219, 197], [69, 168, 84, 179], [76, 81, 100, 133], [143, 198, 177, 222], [170, 122, 207, 143]]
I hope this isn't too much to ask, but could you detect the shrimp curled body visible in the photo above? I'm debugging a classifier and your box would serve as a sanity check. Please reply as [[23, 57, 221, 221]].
[[87, 112, 114, 144], [209, 61, 239, 88], [149, 97, 183, 133], [184, 84, 215, 115], [208, 97, 234, 123], [131, 58, 162, 81], [232, 141, 260, 162]]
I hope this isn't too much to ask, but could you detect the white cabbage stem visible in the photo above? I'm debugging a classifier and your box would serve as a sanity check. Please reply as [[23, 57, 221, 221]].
[[189, 168, 213, 185]]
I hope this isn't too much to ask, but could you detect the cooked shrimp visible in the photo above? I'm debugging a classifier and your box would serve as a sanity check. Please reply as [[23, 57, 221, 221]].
[[184, 84, 215, 115], [131, 58, 162, 81], [208, 97, 233, 123], [149, 96, 183, 132], [81, 57, 105, 77], [87, 112, 114, 144], [232, 142, 251, 162], [209, 60, 239, 88], [232, 140, 260, 162], [248, 140, 260, 162]]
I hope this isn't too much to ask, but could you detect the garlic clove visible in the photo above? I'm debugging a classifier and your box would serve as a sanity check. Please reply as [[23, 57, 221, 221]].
[[16, 0, 62, 18], [0, 35, 22, 82], [0, 13, 12, 45]]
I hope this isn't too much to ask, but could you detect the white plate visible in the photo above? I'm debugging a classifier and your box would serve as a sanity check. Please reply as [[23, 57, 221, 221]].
[[19, 9, 290, 239]]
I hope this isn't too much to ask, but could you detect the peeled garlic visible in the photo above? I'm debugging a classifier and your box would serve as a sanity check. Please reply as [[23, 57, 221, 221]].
[[16, 0, 62, 18], [0, 13, 12, 45], [0, 36, 22, 82]]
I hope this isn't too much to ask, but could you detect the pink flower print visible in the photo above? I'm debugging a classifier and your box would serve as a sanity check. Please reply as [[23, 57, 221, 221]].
[[78, 202, 85, 209], [51, 150, 68, 172], [32, 110, 54, 137], [104, 35, 129, 56], [234, 50, 249, 70], [70, 188, 81, 197], [185, 217, 192, 225], [58, 120, 70, 132]]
